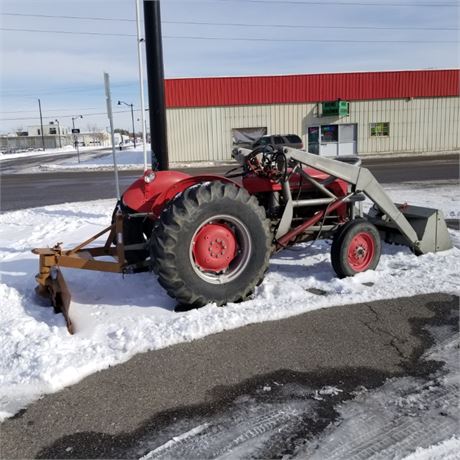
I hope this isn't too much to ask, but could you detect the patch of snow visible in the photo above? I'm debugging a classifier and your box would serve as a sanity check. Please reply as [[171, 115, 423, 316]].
[[0, 145, 108, 161], [312, 386, 344, 401], [141, 424, 210, 459], [34, 147, 233, 172], [0, 182, 458, 420], [401, 437, 460, 460], [297, 324, 460, 460]]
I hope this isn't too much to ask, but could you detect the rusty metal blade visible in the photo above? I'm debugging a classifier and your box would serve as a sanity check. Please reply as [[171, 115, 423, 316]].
[[42, 269, 74, 334], [54, 270, 73, 334]]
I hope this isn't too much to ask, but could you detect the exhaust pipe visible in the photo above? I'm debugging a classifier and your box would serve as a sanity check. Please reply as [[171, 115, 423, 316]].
[[144, 0, 169, 171]]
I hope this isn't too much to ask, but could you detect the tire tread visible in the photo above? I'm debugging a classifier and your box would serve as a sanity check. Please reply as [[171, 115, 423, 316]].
[[151, 182, 271, 306]]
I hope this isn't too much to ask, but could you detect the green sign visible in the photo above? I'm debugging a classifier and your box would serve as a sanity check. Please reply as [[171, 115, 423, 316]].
[[322, 100, 349, 117]]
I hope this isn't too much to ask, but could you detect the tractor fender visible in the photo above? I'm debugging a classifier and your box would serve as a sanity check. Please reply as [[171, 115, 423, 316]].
[[150, 174, 240, 217], [122, 170, 240, 216]]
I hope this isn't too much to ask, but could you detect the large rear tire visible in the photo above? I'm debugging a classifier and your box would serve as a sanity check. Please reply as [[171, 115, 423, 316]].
[[151, 182, 272, 307], [331, 219, 381, 278]]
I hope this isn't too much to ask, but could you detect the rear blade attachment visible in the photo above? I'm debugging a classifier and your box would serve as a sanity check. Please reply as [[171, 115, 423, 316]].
[[33, 248, 74, 334], [31, 214, 132, 334]]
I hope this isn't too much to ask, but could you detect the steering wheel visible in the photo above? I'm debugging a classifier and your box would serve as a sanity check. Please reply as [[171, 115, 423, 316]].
[[245, 144, 287, 182]]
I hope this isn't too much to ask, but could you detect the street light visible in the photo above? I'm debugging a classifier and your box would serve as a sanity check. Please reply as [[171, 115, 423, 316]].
[[54, 119, 62, 149], [118, 100, 136, 148], [72, 115, 83, 163]]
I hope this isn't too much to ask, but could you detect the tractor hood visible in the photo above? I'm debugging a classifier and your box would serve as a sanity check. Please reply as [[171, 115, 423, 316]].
[[122, 169, 190, 214]]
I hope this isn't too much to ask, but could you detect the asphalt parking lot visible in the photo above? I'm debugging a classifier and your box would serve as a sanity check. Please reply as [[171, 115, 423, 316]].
[[1, 293, 458, 459]]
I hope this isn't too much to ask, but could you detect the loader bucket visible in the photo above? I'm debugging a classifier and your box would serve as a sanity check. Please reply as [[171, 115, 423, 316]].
[[377, 204, 452, 255]]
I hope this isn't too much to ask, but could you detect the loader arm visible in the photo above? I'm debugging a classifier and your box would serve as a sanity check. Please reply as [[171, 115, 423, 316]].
[[284, 148, 421, 247], [237, 147, 452, 254]]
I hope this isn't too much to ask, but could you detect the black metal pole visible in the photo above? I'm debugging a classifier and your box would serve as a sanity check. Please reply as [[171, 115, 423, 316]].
[[144, 0, 168, 171], [130, 104, 137, 148], [38, 98, 45, 151]]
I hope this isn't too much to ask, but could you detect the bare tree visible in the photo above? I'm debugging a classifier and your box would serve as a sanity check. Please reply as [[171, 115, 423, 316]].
[[86, 123, 99, 133]]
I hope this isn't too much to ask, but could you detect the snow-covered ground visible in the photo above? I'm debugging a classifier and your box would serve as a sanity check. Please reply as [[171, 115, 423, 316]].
[[0, 181, 459, 427], [40, 146, 149, 171], [2, 146, 231, 173], [40, 148, 227, 171], [0, 144, 109, 161]]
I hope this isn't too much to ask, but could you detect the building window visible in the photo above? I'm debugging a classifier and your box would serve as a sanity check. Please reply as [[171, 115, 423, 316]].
[[321, 124, 338, 142], [232, 127, 267, 148], [370, 122, 390, 137], [49, 128, 57, 135]]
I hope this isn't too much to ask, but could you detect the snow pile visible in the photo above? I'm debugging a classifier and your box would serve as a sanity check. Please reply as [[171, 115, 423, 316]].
[[0, 145, 107, 161], [402, 437, 460, 460], [0, 182, 459, 420], [38, 147, 230, 172], [40, 148, 146, 171]]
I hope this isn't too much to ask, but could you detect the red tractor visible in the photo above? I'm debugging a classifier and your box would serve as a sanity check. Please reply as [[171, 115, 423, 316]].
[[33, 145, 451, 333], [120, 146, 362, 307]]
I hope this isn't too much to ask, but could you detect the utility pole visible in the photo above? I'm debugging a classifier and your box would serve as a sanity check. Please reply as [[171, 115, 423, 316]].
[[72, 115, 83, 163], [144, 0, 168, 170], [38, 98, 45, 151], [55, 119, 62, 148], [118, 100, 136, 148], [135, 0, 148, 171], [104, 73, 121, 201]]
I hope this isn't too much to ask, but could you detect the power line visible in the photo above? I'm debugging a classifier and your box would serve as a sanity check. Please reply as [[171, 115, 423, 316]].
[[1, 12, 134, 22], [0, 107, 101, 114], [0, 27, 135, 38], [166, 20, 458, 32], [1, 27, 457, 43], [1, 12, 457, 31], [2, 82, 138, 98], [215, 0, 458, 6], [0, 109, 136, 122]]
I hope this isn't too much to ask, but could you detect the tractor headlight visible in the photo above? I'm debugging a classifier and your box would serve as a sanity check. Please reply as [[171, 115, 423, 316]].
[[144, 171, 156, 184]]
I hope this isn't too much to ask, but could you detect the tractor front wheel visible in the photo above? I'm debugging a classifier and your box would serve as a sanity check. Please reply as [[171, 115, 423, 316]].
[[331, 219, 381, 278], [151, 182, 271, 307]]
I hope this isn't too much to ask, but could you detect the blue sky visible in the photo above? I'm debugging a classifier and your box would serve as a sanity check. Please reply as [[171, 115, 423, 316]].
[[0, 0, 458, 133]]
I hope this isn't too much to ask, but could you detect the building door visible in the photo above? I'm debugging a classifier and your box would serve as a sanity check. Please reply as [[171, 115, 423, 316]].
[[307, 126, 319, 154], [320, 125, 338, 156], [338, 124, 357, 155], [309, 124, 358, 156]]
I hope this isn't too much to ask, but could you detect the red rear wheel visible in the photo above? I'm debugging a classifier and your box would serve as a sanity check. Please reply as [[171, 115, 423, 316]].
[[151, 182, 271, 307], [331, 220, 381, 278], [192, 222, 237, 273], [188, 214, 252, 285]]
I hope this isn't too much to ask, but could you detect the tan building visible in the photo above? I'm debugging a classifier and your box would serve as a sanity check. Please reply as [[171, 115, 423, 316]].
[[163, 69, 459, 162]]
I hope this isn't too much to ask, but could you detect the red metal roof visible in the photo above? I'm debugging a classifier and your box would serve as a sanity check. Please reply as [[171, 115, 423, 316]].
[[165, 69, 459, 108]]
